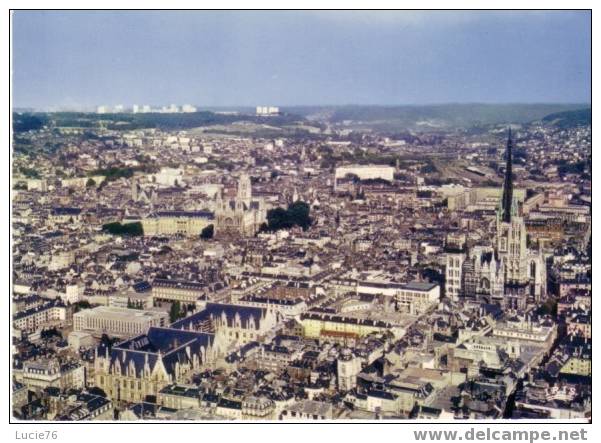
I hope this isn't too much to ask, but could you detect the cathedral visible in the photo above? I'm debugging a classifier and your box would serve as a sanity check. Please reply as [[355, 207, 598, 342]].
[[446, 130, 546, 310], [494, 129, 546, 309], [214, 174, 267, 238]]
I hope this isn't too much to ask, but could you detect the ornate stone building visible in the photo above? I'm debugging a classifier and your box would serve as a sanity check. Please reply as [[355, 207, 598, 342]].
[[214, 174, 267, 238], [93, 302, 277, 405], [170, 302, 278, 347], [461, 246, 505, 302], [94, 327, 227, 404]]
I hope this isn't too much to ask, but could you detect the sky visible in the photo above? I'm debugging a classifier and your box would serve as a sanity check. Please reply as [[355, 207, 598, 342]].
[[11, 10, 591, 110]]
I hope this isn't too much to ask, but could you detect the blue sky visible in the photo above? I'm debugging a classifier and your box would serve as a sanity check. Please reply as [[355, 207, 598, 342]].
[[11, 11, 591, 109]]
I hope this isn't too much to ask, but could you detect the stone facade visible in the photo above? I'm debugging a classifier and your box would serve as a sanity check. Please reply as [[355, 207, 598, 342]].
[[214, 174, 266, 238]]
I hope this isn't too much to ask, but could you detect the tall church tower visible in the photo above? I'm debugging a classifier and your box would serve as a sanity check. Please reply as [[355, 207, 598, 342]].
[[131, 179, 139, 202], [500, 129, 514, 223], [237, 174, 252, 207], [496, 129, 528, 286]]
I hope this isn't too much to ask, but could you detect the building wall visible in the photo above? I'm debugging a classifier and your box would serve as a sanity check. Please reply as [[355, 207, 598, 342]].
[[302, 317, 384, 339], [96, 372, 169, 404], [73, 307, 167, 337], [142, 215, 212, 237], [151, 284, 204, 304], [561, 357, 591, 376], [335, 165, 395, 183], [446, 253, 466, 301], [337, 357, 361, 391], [21, 363, 85, 391], [13, 305, 67, 332]]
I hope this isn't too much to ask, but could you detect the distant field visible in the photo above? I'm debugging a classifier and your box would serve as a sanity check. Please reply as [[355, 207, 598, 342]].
[[283, 103, 590, 131]]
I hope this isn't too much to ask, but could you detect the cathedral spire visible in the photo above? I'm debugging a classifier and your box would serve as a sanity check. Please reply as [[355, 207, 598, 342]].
[[500, 128, 514, 223]]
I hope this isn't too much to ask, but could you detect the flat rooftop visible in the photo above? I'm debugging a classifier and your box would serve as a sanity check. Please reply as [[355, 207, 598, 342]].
[[402, 281, 439, 291], [75, 306, 166, 321]]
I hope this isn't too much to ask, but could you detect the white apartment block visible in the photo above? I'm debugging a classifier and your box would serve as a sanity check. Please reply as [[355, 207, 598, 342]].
[[73, 306, 168, 337], [13, 301, 67, 332], [256, 106, 279, 116]]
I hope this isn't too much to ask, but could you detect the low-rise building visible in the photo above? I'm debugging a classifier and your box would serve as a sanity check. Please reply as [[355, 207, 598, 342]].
[[18, 360, 85, 391], [151, 278, 206, 305], [279, 400, 333, 420], [141, 211, 213, 237], [73, 306, 168, 337], [13, 300, 68, 333]]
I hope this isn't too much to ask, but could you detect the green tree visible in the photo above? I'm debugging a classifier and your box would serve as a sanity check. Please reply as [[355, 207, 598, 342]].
[[20, 167, 40, 179], [286, 201, 312, 230], [73, 300, 91, 313], [169, 301, 183, 323], [265, 207, 292, 231], [262, 201, 312, 232], [102, 221, 144, 236], [538, 298, 558, 317], [13, 113, 47, 132], [200, 224, 214, 239]]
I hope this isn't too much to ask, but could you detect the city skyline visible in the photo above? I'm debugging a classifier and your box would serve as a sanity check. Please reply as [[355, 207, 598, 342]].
[[12, 10, 591, 110]]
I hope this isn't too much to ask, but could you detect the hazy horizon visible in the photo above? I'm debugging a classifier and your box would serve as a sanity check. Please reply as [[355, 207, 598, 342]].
[[12, 102, 592, 114], [12, 11, 591, 109]]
